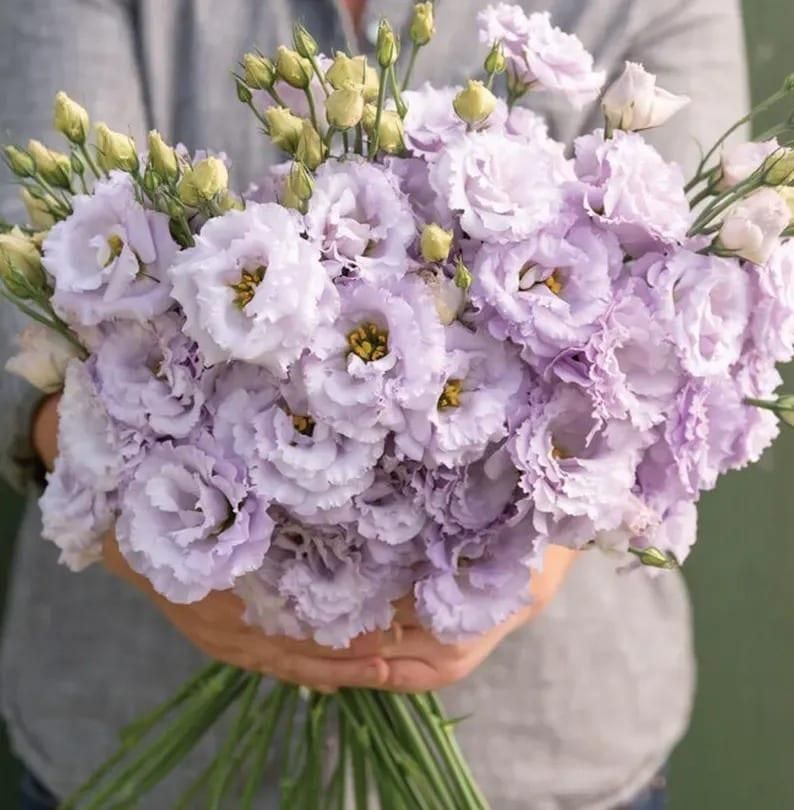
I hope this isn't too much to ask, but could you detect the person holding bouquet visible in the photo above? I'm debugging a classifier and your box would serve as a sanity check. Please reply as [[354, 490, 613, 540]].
[[0, 1, 750, 808]]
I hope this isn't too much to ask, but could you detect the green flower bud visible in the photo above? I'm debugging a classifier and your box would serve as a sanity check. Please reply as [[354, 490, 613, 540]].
[[453, 80, 497, 127], [217, 189, 245, 212], [3, 146, 36, 178], [0, 229, 46, 298], [410, 2, 435, 46], [235, 78, 254, 105], [177, 157, 228, 206], [164, 196, 186, 220], [454, 257, 473, 290], [783, 74, 794, 94], [20, 188, 56, 229], [764, 148, 794, 186], [142, 166, 160, 195], [242, 53, 277, 90], [275, 46, 312, 89], [70, 152, 86, 177], [295, 120, 326, 170], [95, 123, 139, 173], [484, 42, 506, 75], [53, 91, 90, 145], [293, 23, 318, 59], [326, 53, 379, 102], [27, 140, 72, 188], [326, 85, 365, 130], [376, 110, 406, 155], [286, 161, 314, 202], [147, 130, 179, 182], [263, 107, 304, 154], [627, 546, 678, 570], [421, 224, 454, 263], [376, 20, 399, 68]]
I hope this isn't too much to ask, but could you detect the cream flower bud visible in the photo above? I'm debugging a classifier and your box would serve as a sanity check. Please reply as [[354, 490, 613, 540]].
[[410, 3, 435, 46], [217, 189, 244, 212], [764, 148, 794, 186], [484, 42, 507, 75], [293, 24, 318, 59], [718, 187, 791, 265], [453, 81, 497, 126], [284, 161, 314, 207], [242, 53, 277, 90], [177, 157, 228, 206], [422, 269, 464, 325], [53, 91, 89, 144], [3, 146, 36, 178], [718, 140, 780, 191], [326, 53, 379, 102], [295, 120, 326, 170], [326, 85, 365, 130], [454, 257, 473, 290], [21, 188, 56, 229], [263, 107, 304, 154], [5, 325, 81, 393], [376, 20, 399, 68], [0, 229, 46, 298], [147, 130, 180, 181], [27, 140, 72, 188], [95, 123, 139, 173], [602, 62, 690, 132], [420, 223, 453, 263], [361, 104, 378, 134], [777, 187, 794, 220], [275, 46, 312, 89], [376, 111, 405, 154]]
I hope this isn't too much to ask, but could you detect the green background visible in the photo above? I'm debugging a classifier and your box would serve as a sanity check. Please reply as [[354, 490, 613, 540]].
[[1, 2, 792, 807]]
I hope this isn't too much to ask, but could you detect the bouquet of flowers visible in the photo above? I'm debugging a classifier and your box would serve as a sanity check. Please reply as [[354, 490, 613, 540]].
[[2, 2, 794, 807]]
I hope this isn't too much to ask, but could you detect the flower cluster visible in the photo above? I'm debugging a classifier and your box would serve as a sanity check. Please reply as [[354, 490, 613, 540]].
[[4, 4, 794, 649]]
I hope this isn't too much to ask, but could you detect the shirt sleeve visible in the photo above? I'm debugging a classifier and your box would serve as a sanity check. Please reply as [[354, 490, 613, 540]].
[[0, 0, 151, 492]]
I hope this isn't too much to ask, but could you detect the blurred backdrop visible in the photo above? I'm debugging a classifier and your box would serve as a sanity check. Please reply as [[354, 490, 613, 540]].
[[0, 2, 792, 808]]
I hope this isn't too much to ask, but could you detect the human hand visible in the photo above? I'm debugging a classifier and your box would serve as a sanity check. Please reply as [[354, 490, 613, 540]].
[[380, 546, 578, 692], [32, 392, 60, 470], [101, 533, 390, 691]]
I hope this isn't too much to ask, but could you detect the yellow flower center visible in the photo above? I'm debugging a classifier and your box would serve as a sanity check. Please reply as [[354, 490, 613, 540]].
[[230, 265, 266, 309], [438, 379, 464, 410], [551, 442, 571, 460], [104, 233, 125, 267], [544, 271, 563, 295], [291, 413, 316, 437], [347, 322, 389, 362]]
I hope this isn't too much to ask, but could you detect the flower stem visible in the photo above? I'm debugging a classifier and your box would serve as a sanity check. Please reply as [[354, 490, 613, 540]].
[[78, 143, 103, 179], [402, 43, 421, 91], [368, 66, 389, 158], [304, 87, 320, 132]]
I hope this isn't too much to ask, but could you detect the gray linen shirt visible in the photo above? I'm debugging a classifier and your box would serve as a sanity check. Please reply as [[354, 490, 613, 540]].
[[0, 1, 749, 807]]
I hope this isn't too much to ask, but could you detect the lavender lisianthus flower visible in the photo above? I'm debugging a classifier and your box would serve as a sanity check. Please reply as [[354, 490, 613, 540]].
[[747, 240, 794, 364], [43, 172, 176, 326], [399, 323, 525, 466], [300, 277, 446, 442], [235, 517, 410, 648], [383, 157, 455, 230], [505, 106, 549, 142], [169, 202, 338, 376], [509, 384, 649, 548], [305, 159, 416, 282], [642, 249, 750, 377], [117, 434, 273, 603], [477, 6, 605, 105], [473, 223, 620, 361], [91, 313, 212, 439], [574, 131, 690, 255], [40, 457, 115, 572]]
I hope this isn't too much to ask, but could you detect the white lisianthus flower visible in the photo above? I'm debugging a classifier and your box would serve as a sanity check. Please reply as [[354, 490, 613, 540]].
[[718, 139, 780, 190], [719, 187, 791, 265], [5, 325, 81, 393], [602, 62, 690, 132]]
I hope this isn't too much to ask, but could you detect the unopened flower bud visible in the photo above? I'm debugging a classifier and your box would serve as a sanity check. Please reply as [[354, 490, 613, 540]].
[[142, 166, 159, 194], [454, 257, 473, 290], [421, 224, 454, 263], [217, 189, 244, 212], [602, 62, 690, 132], [295, 121, 326, 170], [287, 161, 314, 201], [777, 187, 794, 220], [177, 157, 228, 206], [326, 53, 379, 102], [628, 545, 678, 570], [70, 152, 86, 177], [0, 229, 46, 298], [3, 146, 36, 178], [361, 104, 378, 134], [95, 123, 139, 173], [293, 24, 318, 59], [453, 80, 497, 127], [783, 74, 794, 94], [147, 130, 179, 182], [276, 46, 312, 89], [236, 78, 254, 105], [484, 42, 506, 75], [764, 148, 794, 186], [242, 53, 277, 90], [164, 196, 186, 220], [26, 140, 72, 188], [376, 20, 399, 68], [410, 3, 435, 46], [375, 111, 405, 154], [718, 187, 790, 265], [21, 188, 56, 229], [263, 107, 304, 154], [718, 140, 779, 191], [326, 85, 365, 130], [53, 91, 89, 145]]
